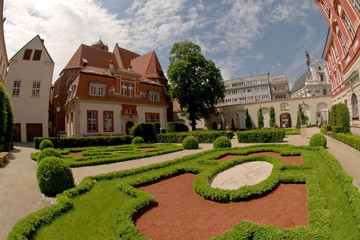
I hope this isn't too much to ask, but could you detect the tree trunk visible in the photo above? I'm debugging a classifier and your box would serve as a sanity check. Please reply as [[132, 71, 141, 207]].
[[191, 119, 197, 131]]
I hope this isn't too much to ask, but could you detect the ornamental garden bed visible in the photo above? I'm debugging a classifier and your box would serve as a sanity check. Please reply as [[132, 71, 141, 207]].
[[9, 144, 360, 239]]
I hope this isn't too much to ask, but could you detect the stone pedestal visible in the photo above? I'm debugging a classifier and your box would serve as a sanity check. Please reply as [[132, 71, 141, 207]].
[[300, 125, 307, 138]]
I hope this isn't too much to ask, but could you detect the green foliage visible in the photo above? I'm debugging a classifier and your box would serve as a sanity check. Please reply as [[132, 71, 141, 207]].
[[0, 83, 14, 150], [129, 123, 156, 143], [237, 129, 285, 143], [39, 139, 55, 150], [245, 109, 252, 130], [37, 148, 61, 163], [182, 136, 199, 149], [152, 122, 160, 134], [213, 136, 231, 148], [285, 128, 301, 135], [231, 118, 236, 131], [132, 136, 145, 145], [167, 40, 225, 130], [156, 130, 231, 143], [36, 156, 74, 196], [34, 136, 132, 149], [335, 103, 350, 133], [166, 122, 189, 133], [270, 106, 276, 127], [296, 109, 309, 128], [309, 133, 327, 148], [333, 133, 360, 151], [257, 108, 264, 129]]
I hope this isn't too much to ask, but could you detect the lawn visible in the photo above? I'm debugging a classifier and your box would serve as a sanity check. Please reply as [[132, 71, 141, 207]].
[[8, 144, 360, 239]]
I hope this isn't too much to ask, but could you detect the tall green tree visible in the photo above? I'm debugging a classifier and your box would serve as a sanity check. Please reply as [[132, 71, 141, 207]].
[[257, 108, 264, 129], [167, 40, 225, 131], [245, 109, 252, 130], [270, 106, 276, 127], [0, 83, 14, 150]]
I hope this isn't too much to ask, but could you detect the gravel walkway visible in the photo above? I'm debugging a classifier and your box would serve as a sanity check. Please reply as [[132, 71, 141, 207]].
[[1, 127, 360, 239]]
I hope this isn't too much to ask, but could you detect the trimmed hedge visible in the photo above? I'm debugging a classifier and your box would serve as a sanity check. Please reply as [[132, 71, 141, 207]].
[[34, 136, 132, 149], [167, 122, 189, 133], [237, 129, 285, 143], [309, 134, 327, 148], [213, 136, 231, 149], [152, 122, 160, 134], [156, 130, 231, 143], [36, 156, 74, 196], [130, 123, 156, 143], [182, 136, 199, 149], [37, 148, 61, 163], [132, 136, 145, 145], [39, 139, 54, 150], [332, 133, 360, 151]]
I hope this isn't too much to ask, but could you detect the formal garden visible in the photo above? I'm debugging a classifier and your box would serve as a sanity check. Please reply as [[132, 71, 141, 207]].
[[6, 119, 360, 240]]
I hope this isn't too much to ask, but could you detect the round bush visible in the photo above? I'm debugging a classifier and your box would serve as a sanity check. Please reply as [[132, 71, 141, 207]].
[[39, 139, 54, 150], [37, 148, 61, 163], [132, 136, 145, 145], [36, 156, 74, 196], [213, 136, 232, 149], [182, 136, 199, 149], [309, 133, 327, 148]]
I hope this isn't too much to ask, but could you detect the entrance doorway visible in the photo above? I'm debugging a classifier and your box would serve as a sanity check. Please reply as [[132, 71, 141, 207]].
[[26, 123, 43, 142], [280, 113, 291, 128], [126, 121, 134, 135]]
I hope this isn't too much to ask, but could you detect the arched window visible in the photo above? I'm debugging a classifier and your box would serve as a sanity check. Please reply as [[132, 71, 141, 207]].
[[352, 93, 359, 118]]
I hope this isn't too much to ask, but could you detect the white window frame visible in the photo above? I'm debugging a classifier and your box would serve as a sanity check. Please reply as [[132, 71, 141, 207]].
[[149, 90, 160, 102], [12, 80, 21, 96], [32, 81, 41, 97]]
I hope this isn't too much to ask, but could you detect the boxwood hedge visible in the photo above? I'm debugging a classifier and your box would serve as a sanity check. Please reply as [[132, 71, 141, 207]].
[[237, 129, 285, 143]]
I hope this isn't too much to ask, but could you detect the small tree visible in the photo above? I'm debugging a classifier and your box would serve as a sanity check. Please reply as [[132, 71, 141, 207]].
[[245, 109, 252, 130], [270, 106, 276, 127], [257, 108, 264, 129], [296, 108, 309, 128], [334, 103, 350, 133], [231, 118, 236, 131]]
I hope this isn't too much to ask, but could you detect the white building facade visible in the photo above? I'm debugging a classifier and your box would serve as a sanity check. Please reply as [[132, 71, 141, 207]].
[[5, 35, 54, 142]]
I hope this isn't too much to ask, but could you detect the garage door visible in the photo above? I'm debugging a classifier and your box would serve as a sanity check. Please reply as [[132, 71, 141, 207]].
[[13, 123, 21, 142], [26, 123, 43, 142]]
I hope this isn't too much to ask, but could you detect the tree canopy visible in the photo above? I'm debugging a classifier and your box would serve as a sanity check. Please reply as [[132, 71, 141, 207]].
[[167, 40, 225, 130]]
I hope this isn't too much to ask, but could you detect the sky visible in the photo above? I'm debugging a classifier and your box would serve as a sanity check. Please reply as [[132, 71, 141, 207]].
[[3, 0, 329, 83]]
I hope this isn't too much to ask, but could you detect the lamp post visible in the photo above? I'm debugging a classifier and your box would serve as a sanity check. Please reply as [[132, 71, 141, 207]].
[[56, 104, 61, 148]]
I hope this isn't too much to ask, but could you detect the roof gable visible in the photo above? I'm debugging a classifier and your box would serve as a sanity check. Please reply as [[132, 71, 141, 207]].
[[131, 50, 166, 80], [113, 43, 140, 69]]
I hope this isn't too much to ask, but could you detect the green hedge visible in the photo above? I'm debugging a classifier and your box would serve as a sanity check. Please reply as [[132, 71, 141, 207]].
[[166, 122, 189, 133], [130, 123, 156, 143], [237, 129, 285, 143], [156, 130, 231, 143], [332, 133, 360, 151], [34, 136, 132, 149]]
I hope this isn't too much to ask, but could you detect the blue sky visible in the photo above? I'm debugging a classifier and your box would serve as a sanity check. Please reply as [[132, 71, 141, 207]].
[[4, 0, 329, 83]]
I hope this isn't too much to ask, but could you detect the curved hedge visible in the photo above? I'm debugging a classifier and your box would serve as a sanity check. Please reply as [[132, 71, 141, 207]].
[[37, 148, 61, 163], [39, 139, 54, 150], [237, 129, 285, 143], [182, 136, 199, 149], [166, 122, 189, 133], [132, 136, 145, 145], [157, 130, 230, 143], [309, 134, 327, 148], [213, 136, 231, 149]]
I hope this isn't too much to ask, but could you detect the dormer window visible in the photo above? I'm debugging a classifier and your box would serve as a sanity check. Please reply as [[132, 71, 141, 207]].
[[149, 90, 160, 102], [89, 82, 106, 97]]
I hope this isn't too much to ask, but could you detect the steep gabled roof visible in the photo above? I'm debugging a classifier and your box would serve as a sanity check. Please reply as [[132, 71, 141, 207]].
[[131, 50, 166, 80], [291, 71, 311, 94], [64, 44, 118, 70], [113, 43, 140, 69], [10, 34, 54, 63]]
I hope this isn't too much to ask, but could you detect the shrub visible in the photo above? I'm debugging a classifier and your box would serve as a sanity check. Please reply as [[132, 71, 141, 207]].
[[37, 148, 61, 163], [152, 122, 160, 134], [167, 122, 189, 133], [237, 129, 285, 143], [36, 156, 74, 196], [270, 107, 276, 127], [182, 136, 199, 149], [333, 133, 360, 151], [156, 131, 229, 143], [335, 103, 350, 133], [213, 136, 231, 148], [132, 136, 145, 145], [257, 108, 264, 129], [309, 133, 327, 148], [129, 123, 156, 143], [245, 109, 252, 130], [39, 139, 54, 150]]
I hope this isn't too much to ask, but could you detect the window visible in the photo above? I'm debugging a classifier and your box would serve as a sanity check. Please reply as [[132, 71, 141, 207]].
[[122, 83, 127, 96], [322, 0, 329, 13], [121, 83, 134, 96], [339, 32, 348, 53], [149, 90, 160, 101], [352, 0, 360, 15], [145, 113, 160, 122], [89, 82, 106, 96], [103, 111, 113, 132], [12, 80, 21, 96], [23, 49, 32, 60], [32, 81, 41, 97], [320, 74, 324, 82], [352, 93, 359, 118], [128, 84, 134, 96], [343, 13, 356, 38], [87, 111, 98, 132], [33, 50, 42, 61]]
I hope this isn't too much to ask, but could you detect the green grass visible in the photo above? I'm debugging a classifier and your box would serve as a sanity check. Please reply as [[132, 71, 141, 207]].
[[9, 144, 360, 239], [284, 128, 301, 135]]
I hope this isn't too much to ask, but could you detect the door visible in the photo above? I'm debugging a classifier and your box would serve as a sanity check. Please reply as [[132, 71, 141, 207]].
[[26, 123, 43, 142], [126, 121, 134, 135]]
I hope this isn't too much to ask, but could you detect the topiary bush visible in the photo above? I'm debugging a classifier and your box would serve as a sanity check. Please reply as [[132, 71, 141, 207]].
[[213, 136, 232, 148], [37, 148, 61, 163], [132, 136, 145, 145], [167, 122, 189, 133], [39, 139, 54, 150], [36, 156, 74, 196], [182, 136, 199, 149], [309, 133, 327, 148], [129, 123, 156, 143]]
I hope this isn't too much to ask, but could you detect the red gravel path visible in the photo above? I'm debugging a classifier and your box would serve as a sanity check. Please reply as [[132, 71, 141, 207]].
[[218, 152, 303, 164], [134, 173, 308, 240]]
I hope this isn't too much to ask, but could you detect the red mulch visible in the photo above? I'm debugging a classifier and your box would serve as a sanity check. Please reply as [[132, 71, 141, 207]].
[[218, 152, 303, 164], [139, 147, 155, 152], [67, 152, 83, 157], [134, 173, 308, 240]]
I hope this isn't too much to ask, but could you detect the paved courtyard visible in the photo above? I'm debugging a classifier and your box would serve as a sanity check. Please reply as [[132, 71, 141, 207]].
[[1, 128, 360, 239]]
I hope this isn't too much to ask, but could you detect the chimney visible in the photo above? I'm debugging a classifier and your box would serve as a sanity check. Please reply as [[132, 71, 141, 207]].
[[128, 65, 133, 72], [109, 60, 114, 74]]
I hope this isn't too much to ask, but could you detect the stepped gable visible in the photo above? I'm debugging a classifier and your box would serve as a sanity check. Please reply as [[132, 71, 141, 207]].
[[63, 44, 118, 71], [131, 50, 166, 80], [113, 43, 140, 70]]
